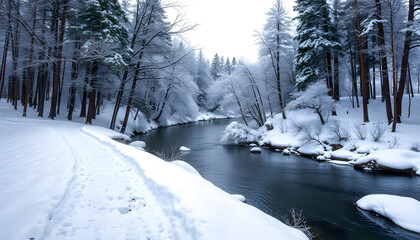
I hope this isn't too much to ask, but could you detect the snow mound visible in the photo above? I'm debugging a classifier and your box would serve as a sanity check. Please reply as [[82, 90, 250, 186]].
[[129, 141, 146, 148], [170, 160, 201, 177], [231, 194, 246, 203], [329, 160, 351, 166], [250, 147, 262, 154], [180, 146, 191, 151], [356, 194, 420, 233], [354, 149, 420, 174], [249, 143, 257, 147]]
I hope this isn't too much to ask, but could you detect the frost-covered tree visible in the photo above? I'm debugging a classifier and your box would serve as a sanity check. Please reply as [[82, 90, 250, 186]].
[[293, 0, 340, 90], [210, 53, 222, 80], [72, 0, 129, 124], [287, 81, 335, 125], [195, 50, 213, 108], [258, 0, 294, 118]]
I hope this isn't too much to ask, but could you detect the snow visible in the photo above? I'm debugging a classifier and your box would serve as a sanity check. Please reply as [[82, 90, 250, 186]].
[[0, 105, 307, 240], [329, 160, 352, 166], [250, 147, 262, 153], [354, 149, 420, 174], [170, 160, 201, 177], [179, 146, 191, 151], [129, 141, 147, 148], [224, 96, 420, 175], [231, 194, 247, 203], [356, 194, 420, 233]]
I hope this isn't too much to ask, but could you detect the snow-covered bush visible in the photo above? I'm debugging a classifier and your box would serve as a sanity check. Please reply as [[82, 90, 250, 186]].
[[387, 135, 401, 149], [289, 117, 305, 134], [287, 81, 335, 125], [370, 123, 387, 142], [300, 125, 327, 150], [410, 142, 420, 152], [283, 209, 316, 240], [221, 121, 259, 144], [328, 120, 350, 142], [353, 123, 368, 140]]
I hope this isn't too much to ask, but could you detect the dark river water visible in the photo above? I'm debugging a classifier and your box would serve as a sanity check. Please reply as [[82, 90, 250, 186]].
[[133, 119, 420, 240]]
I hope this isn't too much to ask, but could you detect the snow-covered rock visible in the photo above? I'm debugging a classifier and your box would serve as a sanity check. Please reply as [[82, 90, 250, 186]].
[[171, 160, 201, 177], [180, 146, 191, 151], [249, 143, 257, 147], [356, 194, 420, 233], [329, 160, 351, 166], [250, 147, 262, 154], [129, 141, 146, 148], [354, 149, 420, 175], [231, 194, 246, 203]]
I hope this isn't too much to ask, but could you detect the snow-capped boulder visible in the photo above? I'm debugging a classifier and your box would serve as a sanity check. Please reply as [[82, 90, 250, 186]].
[[231, 194, 246, 203], [356, 194, 420, 233], [249, 143, 257, 147], [129, 141, 146, 148], [354, 149, 420, 175], [250, 147, 262, 154], [179, 146, 191, 151]]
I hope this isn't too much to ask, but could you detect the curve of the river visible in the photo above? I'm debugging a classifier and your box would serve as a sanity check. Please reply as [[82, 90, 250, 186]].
[[133, 119, 420, 240]]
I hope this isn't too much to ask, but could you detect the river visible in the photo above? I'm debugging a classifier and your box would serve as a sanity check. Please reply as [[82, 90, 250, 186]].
[[133, 119, 420, 240]]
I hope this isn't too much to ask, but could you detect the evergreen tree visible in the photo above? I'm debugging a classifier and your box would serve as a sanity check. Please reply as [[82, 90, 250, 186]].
[[211, 53, 221, 80], [195, 50, 212, 107], [225, 58, 232, 75], [72, 0, 129, 124], [294, 0, 340, 90]]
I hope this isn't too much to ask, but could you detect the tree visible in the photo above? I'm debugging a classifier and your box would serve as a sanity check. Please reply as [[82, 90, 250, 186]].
[[396, 0, 415, 123], [211, 53, 222, 80], [258, 0, 293, 119], [73, 0, 129, 124], [287, 80, 335, 125], [195, 50, 212, 108], [293, 0, 340, 90], [354, 0, 369, 122], [375, 0, 393, 124]]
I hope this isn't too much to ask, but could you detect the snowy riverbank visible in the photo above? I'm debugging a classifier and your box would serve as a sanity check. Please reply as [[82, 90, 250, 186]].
[[0, 104, 307, 240], [222, 97, 420, 176]]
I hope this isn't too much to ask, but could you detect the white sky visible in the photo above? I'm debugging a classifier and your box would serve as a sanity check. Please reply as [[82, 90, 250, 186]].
[[165, 0, 296, 62]]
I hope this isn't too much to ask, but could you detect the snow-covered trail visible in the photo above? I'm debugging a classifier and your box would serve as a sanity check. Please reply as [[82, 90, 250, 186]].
[[42, 124, 189, 240], [0, 115, 308, 240]]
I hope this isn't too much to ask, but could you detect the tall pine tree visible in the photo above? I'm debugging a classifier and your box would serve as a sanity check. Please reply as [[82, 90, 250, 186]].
[[294, 0, 340, 90]]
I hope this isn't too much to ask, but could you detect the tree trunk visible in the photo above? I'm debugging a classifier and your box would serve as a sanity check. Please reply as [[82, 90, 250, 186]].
[[354, 0, 369, 122], [375, 0, 393, 124], [0, 1, 11, 101], [390, 4, 398, 132], [49, 0, 67, 119], [395, 0, 414, 123], [121, 61, 141, 133], [80, 66, 89, 117], [68, 37, 80, 120], [23, 6, 37, 116], [86, 61, 98, 124]]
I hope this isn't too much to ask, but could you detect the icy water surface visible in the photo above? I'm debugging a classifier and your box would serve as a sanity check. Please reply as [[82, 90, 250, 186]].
[[133, 119, 420, 240]]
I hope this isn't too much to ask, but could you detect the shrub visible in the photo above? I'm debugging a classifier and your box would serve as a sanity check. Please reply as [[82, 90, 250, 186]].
[[328, 120, 350, 142], [283, 209, 316, 240], [353, 123, 367, 140], [221, 121, 259, 144], [370, 123, 387, 142], [154, 146, 182, 162], [410, 142, 420, 152], [387, 135, 401, 149]]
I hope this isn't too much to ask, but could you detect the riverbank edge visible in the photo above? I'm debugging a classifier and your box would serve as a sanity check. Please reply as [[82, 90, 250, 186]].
[[241, 141, 420, 176]]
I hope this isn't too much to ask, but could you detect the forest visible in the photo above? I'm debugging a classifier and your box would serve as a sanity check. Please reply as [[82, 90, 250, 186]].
[[0, 0, 418, 134]]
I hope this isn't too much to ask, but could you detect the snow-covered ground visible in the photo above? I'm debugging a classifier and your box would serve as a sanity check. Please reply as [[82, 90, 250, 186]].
[[356, 194, 420, 234], [0, 102, 307, 240], [222, 96, 420, 175]]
